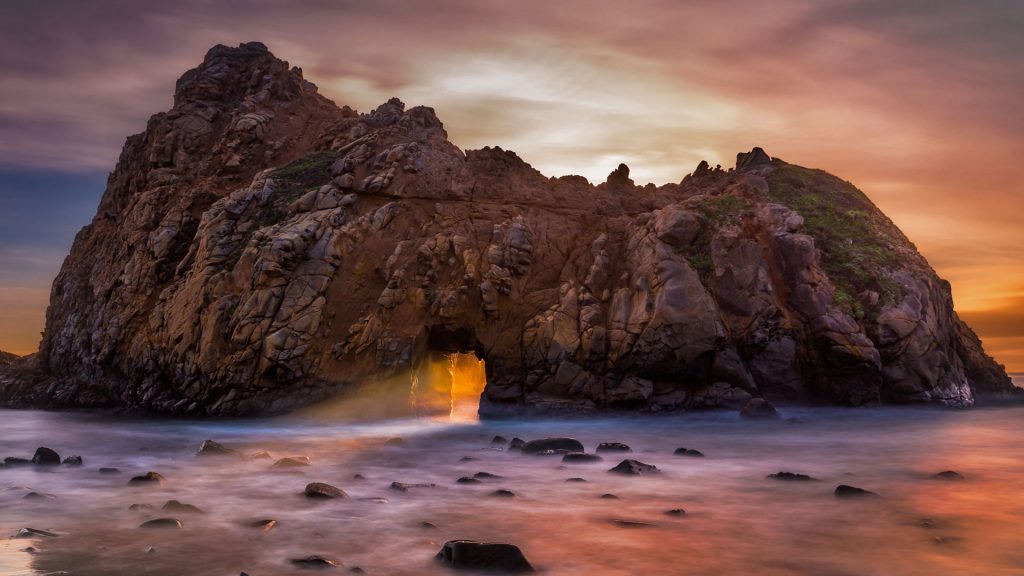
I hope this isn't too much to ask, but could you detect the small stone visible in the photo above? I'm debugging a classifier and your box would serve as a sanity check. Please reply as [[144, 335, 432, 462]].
[[491, 435, 508, 445], [162, 500, 205, 514], [139, 518, 183, 530], [767, 471, 817, 481], [272, 457, 310, 469], [196, 440, 241, 458], [420, 521, 437, 529], [930, 470, 965, 481], [350, 567, 365, 574], [834, 484, 877, 498], [99, 467, 121, 474], [600, 493, 619, 499], [608, 459, 659, 476], [561, 453, 603, 464], [473, 472, 502, 480], [128, 471, 165, 486], [291, 555, 339, 569], [596, 442, 631, 453], [129, 503, 155, 511], [435, 540, 534, 572], [456, 476, 481, 484], [459, 456, 478, 462], [508, 438, 526, 451], [305, 482, 348, 499], [664, 509, 687, 517], [489, 489, 516, 498], [62, 455, 83, 466], [32, 447, 61, 466], [673, 448, 705, 457], [566, 477, 587, 483], [352, 473, 366, 480]]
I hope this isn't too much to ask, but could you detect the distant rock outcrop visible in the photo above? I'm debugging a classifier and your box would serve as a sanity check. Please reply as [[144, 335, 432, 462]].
[[0, 43, 1017, 415]]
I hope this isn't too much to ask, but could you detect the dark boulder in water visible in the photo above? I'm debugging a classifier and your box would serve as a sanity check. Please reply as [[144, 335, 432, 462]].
[[290, 555, 339, 569], [508, 438, 526, 451], [272, 456, 311, 468], [457, 476, 481, 484], [390, 481, 437, 492], [32, 447, 61, 465], [128, 471, 165, 486], [11, 527, 58, 538], [473, 472, 502, 480], [162, 500, 205, 514], [139, 518, 183, 529], [767, 471, 817, 481], [596, 442, 631, 453], [673, 448, 705, 457], [561, 452, 603, 464], [491, 435, 508, 445], [834, 484, 877, 498], [196, 439, 242, 458], [98, 467, 120, 474], [608, 459, 660, 476], [665, 508, 687, 516], [304, 482, 348, 499], [62, 455, 83, 466], [435, 540, 534, 572], [489, 489, 516, 498], [4, 457, 32, 466], [930, 470, 965, 481], [23, 491, 57, 500], [521, 438, 584, 454]]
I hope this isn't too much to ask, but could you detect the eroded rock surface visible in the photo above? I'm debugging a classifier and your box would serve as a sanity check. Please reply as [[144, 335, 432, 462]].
[[0, 43, 1016, 416]]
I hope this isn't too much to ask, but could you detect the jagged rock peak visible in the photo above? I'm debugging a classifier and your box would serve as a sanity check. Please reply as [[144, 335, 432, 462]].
[[174, 42, 313, 107], [736, 147, 772, 172], [605, 163, 634, 188]]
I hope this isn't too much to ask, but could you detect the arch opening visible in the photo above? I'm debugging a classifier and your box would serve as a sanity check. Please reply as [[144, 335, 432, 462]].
[[410, 327, 488, 421]]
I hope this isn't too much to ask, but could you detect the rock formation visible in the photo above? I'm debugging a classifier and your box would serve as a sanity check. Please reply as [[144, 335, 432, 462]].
[[0, 42, 1017, 415]]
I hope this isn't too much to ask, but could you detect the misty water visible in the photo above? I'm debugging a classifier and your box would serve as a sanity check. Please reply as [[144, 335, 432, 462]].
[[3, 400, 1024, 575]]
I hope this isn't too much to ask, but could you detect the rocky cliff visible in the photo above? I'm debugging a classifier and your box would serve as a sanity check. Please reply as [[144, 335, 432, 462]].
[[0, 43, 1016, 415]]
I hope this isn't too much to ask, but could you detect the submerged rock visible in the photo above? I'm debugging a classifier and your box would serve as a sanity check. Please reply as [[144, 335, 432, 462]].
[[488, 489, 516, 498], [304, 482, 348, 499], [561, 453, 603, 464], [62, 455, 83, 466], [390, 482, 437, 492], [31, 447, 61, 465], [456, 476, 481, 484], [767, 471, 818, 481], [128, 471, 166, 486], [664, 508, 687, 516], [435, 540, 534, 572], [272, 457, 311, 469], [930, 470, 966, 481], [521, 438, 584, 454], [139, 518, 183, 529], [11, 527, 58, 538], [608, 459, 660, 476], [196, 440, 242, 458], [473, 472, 502, 480], [610, 519, 657, 528], [290, 556, 339, 569], [673, 448, 705, 457], [162, 500, 205, 514], [99, 467, 121, 474], [834, 484, 877, 498], [595, 443, 631, 453]]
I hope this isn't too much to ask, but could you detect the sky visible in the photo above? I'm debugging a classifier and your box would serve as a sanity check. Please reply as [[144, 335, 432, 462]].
[[0, 0, 1021, 371]]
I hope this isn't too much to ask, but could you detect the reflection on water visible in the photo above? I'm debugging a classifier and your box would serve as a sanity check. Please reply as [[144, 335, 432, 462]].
[[2, 405, 1024, 575]]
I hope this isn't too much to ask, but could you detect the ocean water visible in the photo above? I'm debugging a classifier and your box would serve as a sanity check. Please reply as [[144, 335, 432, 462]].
[[2, 404, 1024, 575]]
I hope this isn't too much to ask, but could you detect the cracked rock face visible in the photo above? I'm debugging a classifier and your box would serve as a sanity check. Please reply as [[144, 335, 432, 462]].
[[0, 43, 1016, 415]]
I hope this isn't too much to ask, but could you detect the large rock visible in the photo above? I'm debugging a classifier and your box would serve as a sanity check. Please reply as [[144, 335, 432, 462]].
[[435, 540, 534, 572], [0, 42, 1015, 416]]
